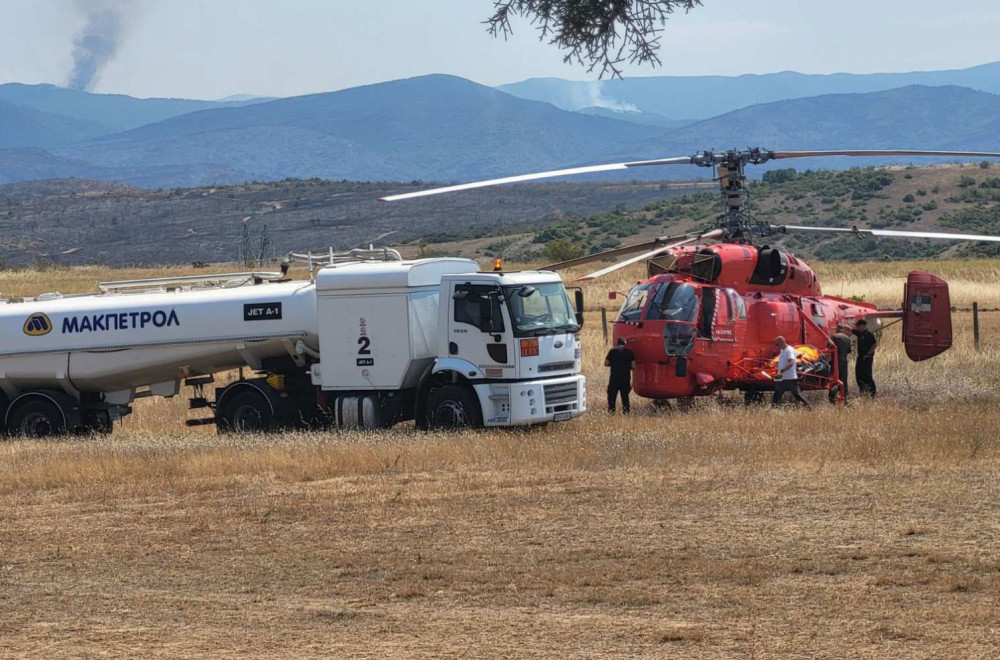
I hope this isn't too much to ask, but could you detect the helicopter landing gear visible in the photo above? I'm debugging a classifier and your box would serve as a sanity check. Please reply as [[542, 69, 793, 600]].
[[676, 396, 695, 412], [743, 389, 765, 406]]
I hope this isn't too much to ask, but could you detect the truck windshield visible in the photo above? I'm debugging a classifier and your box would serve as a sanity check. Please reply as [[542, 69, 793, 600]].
[[504, 282, 578, 336]]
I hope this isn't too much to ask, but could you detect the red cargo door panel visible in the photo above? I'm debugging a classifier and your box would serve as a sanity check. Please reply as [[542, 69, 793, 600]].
[[903, 271, 951, 362]]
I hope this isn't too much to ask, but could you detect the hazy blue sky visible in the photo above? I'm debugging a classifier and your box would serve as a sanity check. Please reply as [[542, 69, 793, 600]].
[[2, 0, 999, 99]]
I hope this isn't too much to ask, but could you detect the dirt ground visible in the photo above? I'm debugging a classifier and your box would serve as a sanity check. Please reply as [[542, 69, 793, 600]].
[[2, 403, 999, 659]]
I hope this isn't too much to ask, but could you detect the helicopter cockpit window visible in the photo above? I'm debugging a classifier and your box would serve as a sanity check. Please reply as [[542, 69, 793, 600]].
[[722, 289, 734, 322], [647, 282, 699, 322], [727, 289, 746, 320], [810, 301, 824, 327], [617, 283, 654, 322]]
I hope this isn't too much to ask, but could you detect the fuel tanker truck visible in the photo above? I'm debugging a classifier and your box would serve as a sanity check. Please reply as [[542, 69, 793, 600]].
[[0, 249, 587, 437]]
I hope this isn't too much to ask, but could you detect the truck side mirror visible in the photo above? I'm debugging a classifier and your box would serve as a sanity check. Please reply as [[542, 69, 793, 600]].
[[574, 289, 585, 328]]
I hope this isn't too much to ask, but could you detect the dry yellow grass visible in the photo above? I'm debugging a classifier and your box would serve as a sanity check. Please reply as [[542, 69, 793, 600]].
[[1, 260, 999, 658]]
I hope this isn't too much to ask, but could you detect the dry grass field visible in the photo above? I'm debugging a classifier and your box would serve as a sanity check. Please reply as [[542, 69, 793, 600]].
[[1, 259, 999, 658]]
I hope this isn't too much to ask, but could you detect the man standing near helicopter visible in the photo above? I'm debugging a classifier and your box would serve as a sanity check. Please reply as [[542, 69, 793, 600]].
[[773, 336, 811, 408], [605, 337, 636, 413], [853, 319, 878, 397]]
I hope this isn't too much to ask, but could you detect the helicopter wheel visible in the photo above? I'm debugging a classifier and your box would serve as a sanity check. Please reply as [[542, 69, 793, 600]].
[[652, 399, 672, 410], [743, 390, 765, 406], [828, 384, 842, 405]]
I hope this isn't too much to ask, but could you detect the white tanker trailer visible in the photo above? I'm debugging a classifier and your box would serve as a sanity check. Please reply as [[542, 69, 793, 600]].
[[0, 249, 586, 437]]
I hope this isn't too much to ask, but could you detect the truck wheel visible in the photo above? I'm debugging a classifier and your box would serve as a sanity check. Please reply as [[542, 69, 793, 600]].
[[76, 409, 113, 435], [7, 398, 67, 438], [426, 385, 482, 430], [218, 389, 275, 433]]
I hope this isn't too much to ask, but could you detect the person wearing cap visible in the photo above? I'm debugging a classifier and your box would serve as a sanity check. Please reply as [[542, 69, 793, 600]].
[[605, 337, 636, 413], [853, 319, 877, 397], [772, 335, 810, 407]]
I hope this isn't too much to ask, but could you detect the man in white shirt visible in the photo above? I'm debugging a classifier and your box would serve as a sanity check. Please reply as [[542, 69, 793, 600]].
[[772, 336, 811, 408]]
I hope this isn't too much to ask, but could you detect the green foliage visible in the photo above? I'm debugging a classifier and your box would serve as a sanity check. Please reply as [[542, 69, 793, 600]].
[[762, 168, 798, 185], [903, 194, 916, 203], [959, 242, 1000, 258], [484, 239, 517, 258], [540, 238, 585, 262], [939, 204, 1000, 232], [767, 168, 894, 202], [486, 1, 703, 78], [811, 237, 948, 262]]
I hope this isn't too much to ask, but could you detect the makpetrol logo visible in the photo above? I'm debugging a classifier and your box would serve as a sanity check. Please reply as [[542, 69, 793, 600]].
[[24, 309, 180, 337], [23, 313, 53, 336], [62, 309, 180, 334]]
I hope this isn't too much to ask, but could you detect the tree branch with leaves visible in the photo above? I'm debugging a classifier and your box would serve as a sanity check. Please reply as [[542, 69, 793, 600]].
[[486, 0, 703, 78]]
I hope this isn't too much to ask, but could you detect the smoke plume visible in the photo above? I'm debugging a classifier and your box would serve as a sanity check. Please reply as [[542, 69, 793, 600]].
[[67, 1, 130, 91]]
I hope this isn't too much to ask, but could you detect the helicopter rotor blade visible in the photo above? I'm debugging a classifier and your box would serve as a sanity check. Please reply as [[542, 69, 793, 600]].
[[770, 150, 1000, 161], [379, 156, 694, 201], [782, 225, 1000, 243], [541, 233, 697, 271], [576, 229, 725, 282]]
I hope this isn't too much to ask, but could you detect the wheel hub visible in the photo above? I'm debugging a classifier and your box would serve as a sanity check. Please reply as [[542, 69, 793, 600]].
[[20, 412, 54, 438], [231, 404, 263, 431], [433, 400, 468, 428]]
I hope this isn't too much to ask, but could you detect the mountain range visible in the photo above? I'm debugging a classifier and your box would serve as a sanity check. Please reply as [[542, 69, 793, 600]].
[[1, 63, 1000, 188], [498, 61, 1000, 121]]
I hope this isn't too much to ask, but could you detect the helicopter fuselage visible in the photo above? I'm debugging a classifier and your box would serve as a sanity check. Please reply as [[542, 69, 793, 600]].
[[610, 244, 946, 401]]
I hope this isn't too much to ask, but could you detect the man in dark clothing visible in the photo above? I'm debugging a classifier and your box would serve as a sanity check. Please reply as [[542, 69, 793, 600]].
[[831, 332, 852, 401], [853, 319, 877, 397], [605, 338, 636, 413]]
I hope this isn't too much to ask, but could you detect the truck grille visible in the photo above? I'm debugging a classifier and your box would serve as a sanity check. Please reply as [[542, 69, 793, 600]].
[[543, 382, 578, 410], [538, 362, 574, 373]]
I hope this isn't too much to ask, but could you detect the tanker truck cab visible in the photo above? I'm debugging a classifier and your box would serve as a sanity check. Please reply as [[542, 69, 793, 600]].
[[433, 270, 586, 426], [312, 260, 586, 430]]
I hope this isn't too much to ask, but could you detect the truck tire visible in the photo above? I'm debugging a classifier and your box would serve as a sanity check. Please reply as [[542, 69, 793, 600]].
[[81, 410, 114, 435], [7, 397, 67, 438], [218, 389, 275, 433], [426, 385, 482, 430]]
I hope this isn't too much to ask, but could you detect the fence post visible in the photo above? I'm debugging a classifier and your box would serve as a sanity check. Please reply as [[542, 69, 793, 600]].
[[601, 307, 608, 345], [973, 302, 980, 352]]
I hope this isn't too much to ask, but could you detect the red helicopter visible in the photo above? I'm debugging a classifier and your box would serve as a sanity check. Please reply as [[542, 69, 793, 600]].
[[383, 148, 1000, 404]]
